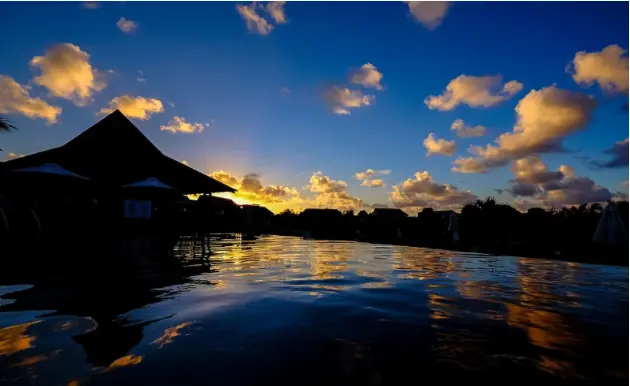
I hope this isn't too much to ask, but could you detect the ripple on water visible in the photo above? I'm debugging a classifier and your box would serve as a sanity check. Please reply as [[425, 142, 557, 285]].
[[0, 235, 627, 386]]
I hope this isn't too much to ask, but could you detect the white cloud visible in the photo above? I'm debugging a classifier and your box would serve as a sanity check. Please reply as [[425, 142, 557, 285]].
[[30, 43, 106, 106], [425, 74, 523, 111], [325, 86, 375, 115], [0, 75, 62, 124], [237, 2, 286, 35], [452, 85, 597, 173], [160, 116, 204, 134], [571, 45, 629, 95], [450, 119, 487, 138], [354, 168, 390, 180], [350, 63, 384, 90], [99, 95, 164, 120], [264, 2, 287, 24], [117, 17, 138, 33], [361, 179, 385, 188], [407, 1, 452, 31], [391, 171, 478, 211], [423, 133, 456, 156], [137, 70, 146, 82]]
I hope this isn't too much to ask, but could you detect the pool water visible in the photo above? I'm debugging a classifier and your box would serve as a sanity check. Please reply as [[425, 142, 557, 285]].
[[0, 236, 627, 385]]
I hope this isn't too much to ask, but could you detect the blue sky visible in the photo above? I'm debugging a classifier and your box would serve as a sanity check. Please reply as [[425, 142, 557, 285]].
[[0, 1, 628, 212]]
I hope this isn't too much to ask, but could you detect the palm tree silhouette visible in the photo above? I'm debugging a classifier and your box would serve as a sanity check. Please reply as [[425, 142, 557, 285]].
[[0, 115, 17, 132]]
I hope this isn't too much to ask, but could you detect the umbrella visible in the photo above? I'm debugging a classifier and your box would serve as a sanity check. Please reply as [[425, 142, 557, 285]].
[[13, 163, 89, 180], [2, 163, 92, 196], [123, 178, 174, 190], [448, 212, 460, 243], [593, 203, 627, 245]]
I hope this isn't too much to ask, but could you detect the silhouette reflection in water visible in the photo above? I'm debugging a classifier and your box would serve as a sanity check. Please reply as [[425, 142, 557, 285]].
[[0, 235, 627, 386]]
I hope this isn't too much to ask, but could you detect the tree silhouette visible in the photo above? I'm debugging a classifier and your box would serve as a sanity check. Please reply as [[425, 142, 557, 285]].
[[0, 115, 17, 132]]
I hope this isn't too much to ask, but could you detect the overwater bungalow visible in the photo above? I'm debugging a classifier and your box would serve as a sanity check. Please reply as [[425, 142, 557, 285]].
[[0, 110, 235, 248]]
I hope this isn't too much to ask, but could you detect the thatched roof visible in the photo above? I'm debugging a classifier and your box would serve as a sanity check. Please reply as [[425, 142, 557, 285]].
[[1, 110, 235, 194]]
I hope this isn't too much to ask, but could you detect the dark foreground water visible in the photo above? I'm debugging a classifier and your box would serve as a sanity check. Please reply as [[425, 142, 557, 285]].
[[0, 236, 628, 386]]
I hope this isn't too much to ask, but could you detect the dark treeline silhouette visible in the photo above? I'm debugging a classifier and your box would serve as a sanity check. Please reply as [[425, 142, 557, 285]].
[[270, 197, 629, 266]]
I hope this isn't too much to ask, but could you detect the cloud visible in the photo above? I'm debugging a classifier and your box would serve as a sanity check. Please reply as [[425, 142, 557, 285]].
[[4, 152, 25, 161], [280, 86, 290, 94], [237, 2, 286, 35], [264, 2, 287, 24], [450, 119, 487, 138], [306, 172, 348, 193], [210, 171, 300, 204], [452, 85, 597, 173], [423, 133, 456, 156], [425, 75, 523, 111], [137, 70, 146, 82], [407, 1, 452, 30], [391, 171, 478, 211], [354, 168, 390, 180], [592, 138, 629, 168], [304, 172, 365, 211], [324, 86, 375, 115], [160, 116, 204, 134], [99, 95, 164, 120], [0, 75, 62, 124], [570, 45, 629, 95], [360, 179, 385, 188], [81, 2, 100, 9], [350, 63, 384, 90], [30, 43, 106, 106], [506, 156, 613, 207], [494, 189, 504, 195], [117, 17, 138, 33]]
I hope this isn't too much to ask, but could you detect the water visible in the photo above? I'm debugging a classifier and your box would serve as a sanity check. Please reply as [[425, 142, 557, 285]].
[[0, 236, 627, 386]]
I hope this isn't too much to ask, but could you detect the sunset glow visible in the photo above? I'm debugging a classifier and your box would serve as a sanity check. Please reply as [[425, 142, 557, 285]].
[[1, 2, 627, 213]]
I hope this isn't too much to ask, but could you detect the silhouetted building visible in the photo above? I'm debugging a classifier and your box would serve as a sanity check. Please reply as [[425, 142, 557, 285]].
[[0, 110, 235, 240]]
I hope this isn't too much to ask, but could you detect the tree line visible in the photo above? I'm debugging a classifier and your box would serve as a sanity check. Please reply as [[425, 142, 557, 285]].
[[270, 197, 629, 266]]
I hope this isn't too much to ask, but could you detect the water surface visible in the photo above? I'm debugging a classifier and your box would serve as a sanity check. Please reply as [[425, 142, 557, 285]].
[[0, 236, 627, 385]]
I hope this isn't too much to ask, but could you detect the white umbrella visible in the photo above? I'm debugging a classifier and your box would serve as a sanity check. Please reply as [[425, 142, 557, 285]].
[[593, 203, 627, 245], [448, 212, 460, 242], [123, 177, 174, 190], [13, 163, 89, 180]]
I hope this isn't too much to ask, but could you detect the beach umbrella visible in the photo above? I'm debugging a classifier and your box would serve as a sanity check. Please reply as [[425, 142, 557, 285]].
[[448, 212, 460, 242], [593, 203, 627, 245], [14, 163, 89, 180], [3, 163, 93, 195], [123, 177, 174, 190]]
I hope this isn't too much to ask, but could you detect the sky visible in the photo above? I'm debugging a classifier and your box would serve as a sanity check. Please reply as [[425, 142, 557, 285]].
[[0, 1, 628, 213]]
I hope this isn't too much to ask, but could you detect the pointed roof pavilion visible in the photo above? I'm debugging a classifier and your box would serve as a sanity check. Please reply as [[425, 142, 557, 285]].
[[1, 110, 235, 195]]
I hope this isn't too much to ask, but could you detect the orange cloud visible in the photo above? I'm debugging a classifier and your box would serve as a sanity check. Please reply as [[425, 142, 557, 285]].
[[99, 95, 164, 120], [30, 43, 106, 106], [423, 133, 456, 156], [571, 44, 628, 95], [0, 75, 62, 123], [160, 116, 204, 134], [425, 74, 522, 111], [452, 85, 596, 173]]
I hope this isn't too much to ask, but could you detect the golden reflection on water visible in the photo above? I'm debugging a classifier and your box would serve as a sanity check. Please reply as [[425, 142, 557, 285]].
[[152, 321, 193, 349], [106, 354, 143, 370], [0, 321, 40, 356], [0, 236, 626, 385]]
